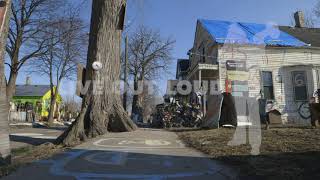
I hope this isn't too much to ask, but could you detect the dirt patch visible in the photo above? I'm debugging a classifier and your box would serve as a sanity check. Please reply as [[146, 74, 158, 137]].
[[176, 127, 320, 179], [0, 143, 66, 178]]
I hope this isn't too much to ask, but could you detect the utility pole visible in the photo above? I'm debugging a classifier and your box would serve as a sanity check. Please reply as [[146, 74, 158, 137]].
[[123, 35, 128, 111], [0, 0, 11, 165]]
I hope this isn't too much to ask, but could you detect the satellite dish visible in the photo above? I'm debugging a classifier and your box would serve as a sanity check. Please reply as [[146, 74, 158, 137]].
[[92, 61, 103, 71]]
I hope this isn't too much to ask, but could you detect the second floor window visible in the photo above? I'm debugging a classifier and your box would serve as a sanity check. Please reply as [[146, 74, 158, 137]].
[[202, 47, 206, 63], [198, 43, 206, 63]]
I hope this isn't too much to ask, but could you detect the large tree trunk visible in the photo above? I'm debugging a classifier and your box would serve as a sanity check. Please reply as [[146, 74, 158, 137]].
[[6, 70, 17, 101], [57, 0, 136, 146], [6, 32, 21, 101], [47, 98, 56, 125], [0, 0, 12, 165], [47, 90, 58, 126]]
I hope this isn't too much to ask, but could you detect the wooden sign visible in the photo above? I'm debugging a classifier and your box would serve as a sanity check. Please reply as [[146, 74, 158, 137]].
[[76, 64, 86, 98], [117, 4, 126, 30], [226, 60, 246, 71], [226, 60, 249, 97]]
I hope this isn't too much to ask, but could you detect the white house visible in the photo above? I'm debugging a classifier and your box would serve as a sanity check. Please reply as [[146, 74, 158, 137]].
[[186, 12, 320, 125]]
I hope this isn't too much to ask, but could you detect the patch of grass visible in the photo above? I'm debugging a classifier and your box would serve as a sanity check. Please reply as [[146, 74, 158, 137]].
[[0, 143, 66, 178], [177, 128, 320, 179], [0, 164, 18, 177], [11, 146, 33, 156]]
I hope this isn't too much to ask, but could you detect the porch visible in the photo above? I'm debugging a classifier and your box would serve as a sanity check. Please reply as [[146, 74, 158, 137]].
[[187, 63, 219, 116]]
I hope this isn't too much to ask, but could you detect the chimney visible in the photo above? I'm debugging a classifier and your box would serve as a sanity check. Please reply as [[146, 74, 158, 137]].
[[26, 76, 31, 85], [294, 11, 305, 28]]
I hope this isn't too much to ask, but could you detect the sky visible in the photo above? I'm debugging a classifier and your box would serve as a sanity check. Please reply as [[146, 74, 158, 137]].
[[7, 0, 319, 99]]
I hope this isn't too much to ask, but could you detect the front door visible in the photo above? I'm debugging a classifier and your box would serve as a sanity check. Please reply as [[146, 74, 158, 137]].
[[283, 67, 314, 123], [292, 71, 308, 102]]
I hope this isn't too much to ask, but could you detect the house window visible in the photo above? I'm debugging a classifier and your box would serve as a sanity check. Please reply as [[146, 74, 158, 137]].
[[262, 71, 275, 100], [198, 43, 205, 63], [202, 47, 206, 63], [292, 71, 308, 101]]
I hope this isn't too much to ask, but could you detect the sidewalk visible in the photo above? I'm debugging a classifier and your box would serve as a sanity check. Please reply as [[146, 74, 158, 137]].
[[10, 126, 65, 149], [4, 129, 237, 180]]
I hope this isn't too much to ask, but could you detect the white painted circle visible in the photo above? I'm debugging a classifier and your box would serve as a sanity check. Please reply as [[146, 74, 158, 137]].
[[145, 140, 171, 146], [92, 61, 103, 70], [93, 138, 185, 149], [117, 140, 171, 146]]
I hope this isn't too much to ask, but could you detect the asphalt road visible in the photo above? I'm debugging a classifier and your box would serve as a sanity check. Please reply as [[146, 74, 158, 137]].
[[5, 129, 236, 180]]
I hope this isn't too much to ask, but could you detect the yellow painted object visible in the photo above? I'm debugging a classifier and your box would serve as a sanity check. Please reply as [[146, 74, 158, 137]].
[[12, 86, 62, 118], [41, 87, 62, 117]]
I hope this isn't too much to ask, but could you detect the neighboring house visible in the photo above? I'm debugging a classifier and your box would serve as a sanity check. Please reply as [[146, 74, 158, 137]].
[[164, 59, 191, 103], [279, 11, 320, 47], [176, 59, 190, 80], [11, 78, 62, 121], [185, 11, 320, 125], [164, 80, 178, 103]]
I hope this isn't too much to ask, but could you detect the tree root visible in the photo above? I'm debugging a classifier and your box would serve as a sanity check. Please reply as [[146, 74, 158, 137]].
[[56, 108, 87, 146], [108, 103, 137, 132], [56, 101, 137, 146]]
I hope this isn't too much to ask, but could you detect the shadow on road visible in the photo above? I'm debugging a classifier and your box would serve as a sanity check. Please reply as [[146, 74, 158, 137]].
[[9, 126, 66, 147], [9, 135, 56, 146], [5, 148, 235, 180]]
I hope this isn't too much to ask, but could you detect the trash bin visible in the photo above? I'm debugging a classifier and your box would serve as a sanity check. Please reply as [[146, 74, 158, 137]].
[[268, 110, 282, 124], [310, 102, 320, 127]]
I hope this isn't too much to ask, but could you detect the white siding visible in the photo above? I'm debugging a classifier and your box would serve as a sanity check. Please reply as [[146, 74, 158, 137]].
[[218, 46, 320, 125]]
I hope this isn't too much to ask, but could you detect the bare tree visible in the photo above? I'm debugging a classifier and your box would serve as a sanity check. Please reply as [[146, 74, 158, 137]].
[[32, 8, 87, 126], [0, 0, 12, 164], [315, 0, 320, 18], [141, 84, 161, 122], [57, 0, 137, 146], [301, 0, 320, 28], [127, 26, 174, 122], [5, 0, 63, 101], [305, 10, 316, 28]]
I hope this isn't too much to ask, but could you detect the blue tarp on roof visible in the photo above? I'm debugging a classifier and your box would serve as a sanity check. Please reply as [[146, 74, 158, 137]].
[[199, 19, 308, 47]]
